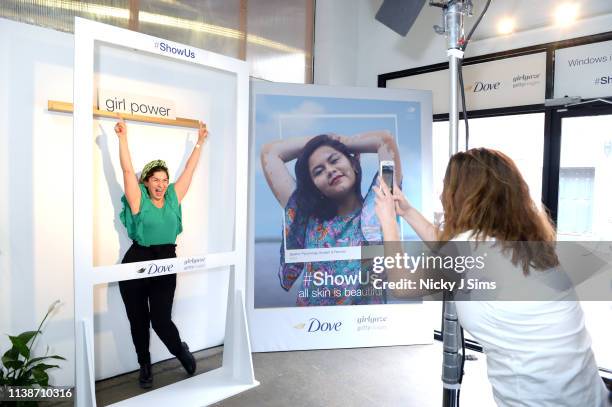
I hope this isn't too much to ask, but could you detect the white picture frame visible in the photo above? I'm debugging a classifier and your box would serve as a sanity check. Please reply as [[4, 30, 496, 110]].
[[73, 17, 257, 406]]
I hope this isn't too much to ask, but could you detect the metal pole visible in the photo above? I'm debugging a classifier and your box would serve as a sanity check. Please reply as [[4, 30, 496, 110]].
[[446, 1, 462, 156], [449, 55, 459, 156], [441, 2, 465, 406], [442, 298, 462, 406]]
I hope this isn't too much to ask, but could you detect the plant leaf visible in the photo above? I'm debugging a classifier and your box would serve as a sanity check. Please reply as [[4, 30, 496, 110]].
[[17, 330, 40, 346], [3, 359, 24, 370], [2, 347, 19, 363], [31, 363, 59, 371], [15, 366, 32, 382], [25, 355, 66, 366], [8, 335, 30, 359], [15, 376, 36, 387], [32, 368, 49, 387]]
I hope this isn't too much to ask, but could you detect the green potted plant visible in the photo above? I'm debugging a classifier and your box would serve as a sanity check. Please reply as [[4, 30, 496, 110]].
[[0, 300, 66, 406]]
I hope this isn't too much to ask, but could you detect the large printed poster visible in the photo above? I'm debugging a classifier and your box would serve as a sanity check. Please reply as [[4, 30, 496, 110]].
[[249, 82, 435, 351]]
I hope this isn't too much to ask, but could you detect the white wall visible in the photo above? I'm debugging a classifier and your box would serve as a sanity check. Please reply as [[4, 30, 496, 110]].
[[0, 18, 238, 386], [313, 0, 359, 86], [0, 19, 76, 387], [315, 0, 612, 87]]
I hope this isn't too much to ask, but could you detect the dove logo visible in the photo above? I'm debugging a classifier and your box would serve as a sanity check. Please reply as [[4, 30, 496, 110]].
[[136, 262, 175, 275], [294, 318, 342, 333], [472, 80, 501, 93]]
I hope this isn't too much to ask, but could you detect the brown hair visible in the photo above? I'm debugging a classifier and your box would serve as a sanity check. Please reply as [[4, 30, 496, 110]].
[[142, 166, 169, 183], [437, 148, 558, 273]]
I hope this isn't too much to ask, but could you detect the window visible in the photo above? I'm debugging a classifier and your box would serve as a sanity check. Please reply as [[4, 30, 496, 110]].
[[557, 168, 595, 236], [557, 113, 612, 370], [432, 113, 545, 217]]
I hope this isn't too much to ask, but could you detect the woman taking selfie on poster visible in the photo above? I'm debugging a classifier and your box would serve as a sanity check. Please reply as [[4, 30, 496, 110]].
[[261, 131, 401, 306], [114, 117, 208, 389], [374, 147, 608, 406]]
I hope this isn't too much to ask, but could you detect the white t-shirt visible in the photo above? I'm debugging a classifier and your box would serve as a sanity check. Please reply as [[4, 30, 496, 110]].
[[452, 232, 608, 406]]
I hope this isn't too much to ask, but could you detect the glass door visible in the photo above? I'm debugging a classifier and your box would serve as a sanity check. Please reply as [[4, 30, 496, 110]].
[[557, 111, 612, 371]]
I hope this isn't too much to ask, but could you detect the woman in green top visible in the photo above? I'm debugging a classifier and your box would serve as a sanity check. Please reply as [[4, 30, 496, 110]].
[[114, 117, 208, 389]]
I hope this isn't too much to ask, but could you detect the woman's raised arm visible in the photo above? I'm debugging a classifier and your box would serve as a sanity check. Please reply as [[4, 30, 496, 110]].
[[115, 117, 141, 214], [374, 180, 443, 299], [339, 130, 403, 184], [174, 121, 208, 203], [260, 136, 312, 208], [391, 182, 437, 242]]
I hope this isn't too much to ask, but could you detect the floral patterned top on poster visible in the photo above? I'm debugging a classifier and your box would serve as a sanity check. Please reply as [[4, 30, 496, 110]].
[[279, 174, 386, 306]]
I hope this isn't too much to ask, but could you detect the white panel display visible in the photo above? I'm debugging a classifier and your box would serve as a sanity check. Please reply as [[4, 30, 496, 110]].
[[248, 81, 436, 352], [73, 18, 256, 407], [387, 52, 547, 114], [554, 40, 612, 99]]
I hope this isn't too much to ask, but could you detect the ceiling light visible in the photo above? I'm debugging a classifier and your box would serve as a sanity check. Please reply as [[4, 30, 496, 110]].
[[555, 3, 580, 26], [497, 17, 515, 35]]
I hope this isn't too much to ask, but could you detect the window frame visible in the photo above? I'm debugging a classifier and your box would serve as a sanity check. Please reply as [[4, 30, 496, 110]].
[[378, 30, 612, 224]]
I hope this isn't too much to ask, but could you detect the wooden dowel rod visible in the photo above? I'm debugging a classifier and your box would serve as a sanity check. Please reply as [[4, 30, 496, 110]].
[[47, 100, 200, 129]]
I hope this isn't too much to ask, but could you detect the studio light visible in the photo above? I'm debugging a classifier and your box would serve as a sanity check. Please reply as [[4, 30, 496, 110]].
[[497, 17, 515, 35], [375, 0, 427, 37], [555, 3, 580, 26]]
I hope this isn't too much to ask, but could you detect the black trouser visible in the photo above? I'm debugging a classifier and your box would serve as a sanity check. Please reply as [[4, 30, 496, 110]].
[[119, 242, 183, 365]]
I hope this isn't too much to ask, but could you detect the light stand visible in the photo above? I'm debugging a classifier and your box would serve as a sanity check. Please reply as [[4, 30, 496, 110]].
[[440, 295, 463, 407], [375, 2, 491, 405], [430, 1, 473, 406]]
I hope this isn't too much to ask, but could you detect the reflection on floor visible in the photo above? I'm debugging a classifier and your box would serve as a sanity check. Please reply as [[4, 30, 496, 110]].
[[89, 342, 496, 407]]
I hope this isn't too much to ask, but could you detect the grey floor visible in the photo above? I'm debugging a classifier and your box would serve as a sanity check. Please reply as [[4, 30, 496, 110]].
[[93, 342, 497, 407]]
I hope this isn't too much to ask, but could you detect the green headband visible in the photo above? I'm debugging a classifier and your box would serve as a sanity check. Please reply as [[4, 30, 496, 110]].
[[140, 160, 168, 183]]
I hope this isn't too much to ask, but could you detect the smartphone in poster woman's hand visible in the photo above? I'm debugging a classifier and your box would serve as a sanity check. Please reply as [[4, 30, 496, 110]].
[[380, 160, 394, 194]]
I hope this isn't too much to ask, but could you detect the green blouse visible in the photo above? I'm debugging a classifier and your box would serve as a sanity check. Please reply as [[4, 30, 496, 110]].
[[120, 183, 183, 246]]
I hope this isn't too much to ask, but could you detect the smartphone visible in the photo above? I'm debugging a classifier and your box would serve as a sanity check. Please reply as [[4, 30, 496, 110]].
[[380, 160, 394, 194]]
